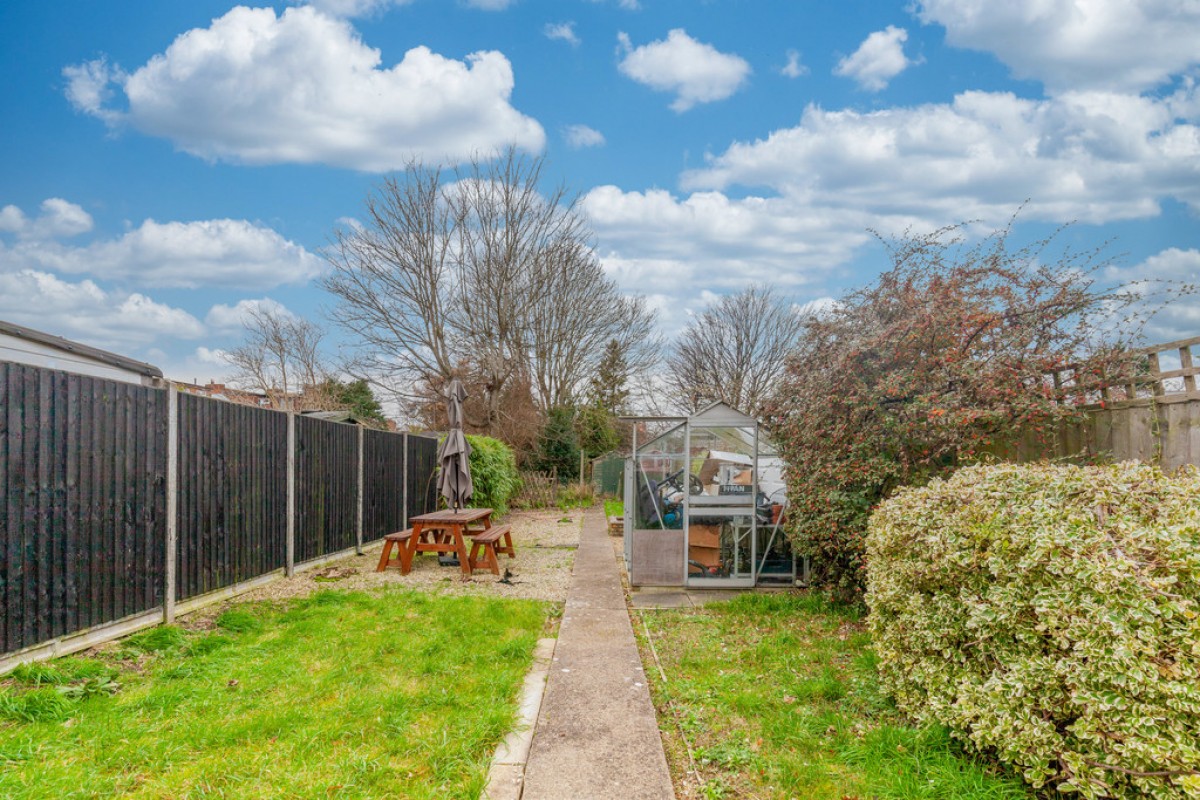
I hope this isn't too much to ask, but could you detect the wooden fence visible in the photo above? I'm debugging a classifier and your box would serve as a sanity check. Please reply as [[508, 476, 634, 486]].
[[514, 469, 558, 508], [1, 361, 436, 662], [995, 335, 1200, 469]]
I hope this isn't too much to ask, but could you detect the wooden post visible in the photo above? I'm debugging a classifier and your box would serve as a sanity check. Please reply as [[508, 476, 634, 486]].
[[286, 411, 296, 577], [1181, 345, 1196, 394], [164, 386, 178, 624], [356, 425, 364, 555]]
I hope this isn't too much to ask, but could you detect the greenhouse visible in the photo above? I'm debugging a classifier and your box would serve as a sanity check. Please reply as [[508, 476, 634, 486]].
[[622, 402, 803, 587]]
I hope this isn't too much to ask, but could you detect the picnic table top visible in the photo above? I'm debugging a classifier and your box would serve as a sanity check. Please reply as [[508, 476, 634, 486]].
[[410, 508, 494, 524]]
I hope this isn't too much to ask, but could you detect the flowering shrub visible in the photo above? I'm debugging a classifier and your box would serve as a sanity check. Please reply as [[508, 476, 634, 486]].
[[867, 462, 1200, 799], [767, 222, 1141, 600]]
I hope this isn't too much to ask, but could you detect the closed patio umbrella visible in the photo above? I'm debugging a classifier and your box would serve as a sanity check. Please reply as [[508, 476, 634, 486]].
[[437, 379, 473, 511]]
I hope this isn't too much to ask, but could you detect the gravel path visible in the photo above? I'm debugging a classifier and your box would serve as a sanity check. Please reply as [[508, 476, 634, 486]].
[[180, 508, 582, 626]]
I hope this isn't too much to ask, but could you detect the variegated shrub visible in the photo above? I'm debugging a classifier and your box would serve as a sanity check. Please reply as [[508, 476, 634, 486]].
[[867, 463, 1200, 799]]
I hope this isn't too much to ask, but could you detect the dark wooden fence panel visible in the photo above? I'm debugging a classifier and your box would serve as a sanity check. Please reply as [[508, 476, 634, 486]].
[[363, 430, 406, 542], [295, 416, 358, 562], [1, 364, 166, 654], [176, 395, 287, 600], [406, 434, 438, 521]]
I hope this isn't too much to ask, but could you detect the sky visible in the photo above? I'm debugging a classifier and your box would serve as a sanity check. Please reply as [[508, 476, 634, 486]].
[[1, 0, 1198, 387]]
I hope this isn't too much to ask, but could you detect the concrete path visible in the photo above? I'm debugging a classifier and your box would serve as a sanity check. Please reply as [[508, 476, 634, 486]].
[[519, 508, 676, 800]]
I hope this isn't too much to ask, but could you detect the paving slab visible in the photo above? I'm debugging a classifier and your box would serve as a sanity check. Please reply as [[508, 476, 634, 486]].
[[521, 508, 675, 800]]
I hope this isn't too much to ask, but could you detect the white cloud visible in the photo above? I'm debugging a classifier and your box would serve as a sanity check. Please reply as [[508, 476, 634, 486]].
[[834, 26, 915, 91], [205, 298, 293, 331], [0, 198, 93, 239], [466, 0, 515, 9], [1112, 248, 1200, 343], [0, 270, 204, 349], [304, 0, 413, 17], [583, 185, 892, 289], [617, 29, 751, 112], [682, 89, 1200, 226], [0, 205, 322, 289], [64, 6, 544, 170], [781, 49, 808, 79], [564, 124, 605, 148], [544, 21, 580, 46], [915, 0, 1200, 93], [62, 57, 125, 125]]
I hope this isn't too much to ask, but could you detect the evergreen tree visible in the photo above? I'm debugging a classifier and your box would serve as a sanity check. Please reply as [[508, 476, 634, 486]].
[[533, 406, 581, 481], [588, 339, 630, 413]]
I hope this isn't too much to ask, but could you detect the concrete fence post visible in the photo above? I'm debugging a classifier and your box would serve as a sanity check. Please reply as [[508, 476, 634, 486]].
[[164, 385, 179, 623], [286, 411, 296, 577], [356, 425, 364, 555]]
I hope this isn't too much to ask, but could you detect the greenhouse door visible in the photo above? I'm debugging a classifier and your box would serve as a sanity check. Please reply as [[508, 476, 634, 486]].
[[684, 411, 758, 588]]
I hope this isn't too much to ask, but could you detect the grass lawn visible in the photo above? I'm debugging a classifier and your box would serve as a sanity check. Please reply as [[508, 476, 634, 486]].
[[0, 589, 548, 799], [637, 592, 1031, 800], [604, 498, 623, 519]]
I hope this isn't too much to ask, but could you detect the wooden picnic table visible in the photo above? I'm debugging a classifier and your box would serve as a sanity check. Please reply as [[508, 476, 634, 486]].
[[408, 508, 496, 577]]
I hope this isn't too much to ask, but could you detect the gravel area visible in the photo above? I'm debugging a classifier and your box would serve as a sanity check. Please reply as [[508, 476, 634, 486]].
[[179, 508, 582, 627]]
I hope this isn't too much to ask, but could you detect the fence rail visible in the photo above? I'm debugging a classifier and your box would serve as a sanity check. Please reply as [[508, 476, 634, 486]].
[[514, 469, 558, 508], [998, 336, 1200, 469], [1, 361, 436, 663]]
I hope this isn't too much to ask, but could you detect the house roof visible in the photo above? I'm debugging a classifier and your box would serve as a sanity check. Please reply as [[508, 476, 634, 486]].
[[0, 319, 163, 379]]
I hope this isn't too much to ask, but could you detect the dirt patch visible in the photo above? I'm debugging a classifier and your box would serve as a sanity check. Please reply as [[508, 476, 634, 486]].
[[179, 508, 581, 626]]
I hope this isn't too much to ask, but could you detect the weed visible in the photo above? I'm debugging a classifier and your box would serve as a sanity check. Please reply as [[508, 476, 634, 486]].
[[215, 608, 263, 634], [124, 625, 186, 653]]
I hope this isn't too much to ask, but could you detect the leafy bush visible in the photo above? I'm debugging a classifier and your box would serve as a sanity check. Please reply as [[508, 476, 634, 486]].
[[465, 434, 520, 515], [867, 462, 1200, 799], [767, 222, 1145, 601]]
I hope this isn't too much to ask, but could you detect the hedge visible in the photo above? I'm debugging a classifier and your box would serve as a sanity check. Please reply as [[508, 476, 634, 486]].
[[464, 435, 520, 515], [867, 463, 1200, 799]]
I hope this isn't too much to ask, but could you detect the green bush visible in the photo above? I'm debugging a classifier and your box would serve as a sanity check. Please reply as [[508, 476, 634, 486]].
[[866, 462, 1200, 799], [465, 434, 520, 515]]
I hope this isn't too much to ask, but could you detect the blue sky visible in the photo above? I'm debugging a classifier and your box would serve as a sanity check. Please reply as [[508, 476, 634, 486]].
[[1, 0, 1198, 385]]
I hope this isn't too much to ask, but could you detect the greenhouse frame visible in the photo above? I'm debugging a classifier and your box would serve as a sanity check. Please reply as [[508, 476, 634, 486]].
[[622, 402, 804, 587]]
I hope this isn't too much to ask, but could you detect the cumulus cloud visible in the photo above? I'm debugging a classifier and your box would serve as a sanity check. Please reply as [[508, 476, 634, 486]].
[[205, 298, 293, 331], [583, 185, 897, 290], [0, 204, 322, 289], [64, 6, 544, 170], [781, 49, 808, 79], [0, 270, 204, 349], [564, 124, 605, 148], [544, 21, 580, 46], [682, 89, 1200, 226], [617, 29, 751, 112], [303, 0, 413, 17], [834, 26, 915, 91], [0, 198, 93, 239], [1111, 248, 1200, 343], [915, 0, 1200, 93]]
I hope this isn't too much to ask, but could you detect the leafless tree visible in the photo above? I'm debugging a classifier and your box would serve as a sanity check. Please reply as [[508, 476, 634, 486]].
[[666, 285, 807, 415], [323, 148, 656, 435], [224, 306, 331, 411]]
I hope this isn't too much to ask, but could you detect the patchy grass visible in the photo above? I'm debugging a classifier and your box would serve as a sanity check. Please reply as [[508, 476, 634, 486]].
[[0, 589, 547, 799], [636, 591, 1031, 800], [604, 498, 624, 519]]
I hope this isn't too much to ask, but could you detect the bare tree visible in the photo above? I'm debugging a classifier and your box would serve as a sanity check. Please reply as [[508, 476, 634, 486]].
[[323, 148, 656, 434], [666, 285, 807, 415], [224, 306, 331, 410]]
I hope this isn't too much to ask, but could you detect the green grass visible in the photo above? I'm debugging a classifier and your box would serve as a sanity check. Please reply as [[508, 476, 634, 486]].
[[638, 592, 1031, 800], [0, 589, 548, 799], [604, 498, 623, 519]]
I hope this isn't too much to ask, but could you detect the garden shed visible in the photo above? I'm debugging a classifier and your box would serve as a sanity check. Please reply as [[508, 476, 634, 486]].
[[622, 402, 800, 587]]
